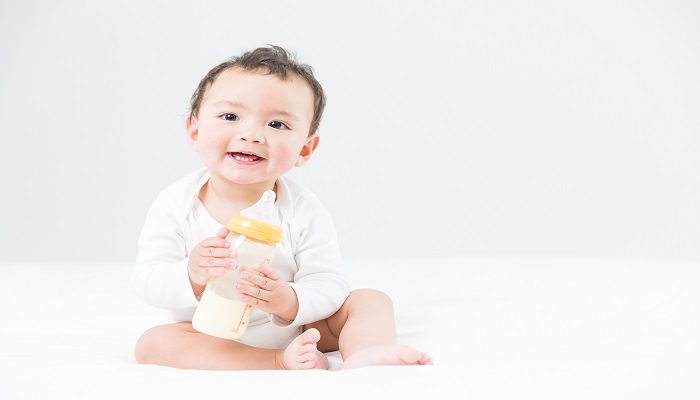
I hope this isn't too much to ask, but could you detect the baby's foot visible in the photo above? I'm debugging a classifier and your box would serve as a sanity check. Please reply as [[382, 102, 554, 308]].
[[341, 344, 433, 370], [277, 328, 329, 370]]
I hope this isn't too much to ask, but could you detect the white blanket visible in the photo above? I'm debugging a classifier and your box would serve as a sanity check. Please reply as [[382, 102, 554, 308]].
[[1, 257, 699, 399]]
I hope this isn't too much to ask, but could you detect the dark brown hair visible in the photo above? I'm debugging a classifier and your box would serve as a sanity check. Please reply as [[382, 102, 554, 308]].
[[189, 45, 326, 135]]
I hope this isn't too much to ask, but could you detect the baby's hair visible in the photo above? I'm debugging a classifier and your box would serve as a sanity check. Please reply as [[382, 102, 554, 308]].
[[189, 45, 326, 135]]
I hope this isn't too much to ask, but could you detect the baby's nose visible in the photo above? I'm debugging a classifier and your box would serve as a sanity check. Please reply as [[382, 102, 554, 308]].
[[236, 127, 264, 143]]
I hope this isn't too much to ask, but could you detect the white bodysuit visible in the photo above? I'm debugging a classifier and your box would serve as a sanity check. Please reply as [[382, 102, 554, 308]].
[[132, 168, 350, 349]]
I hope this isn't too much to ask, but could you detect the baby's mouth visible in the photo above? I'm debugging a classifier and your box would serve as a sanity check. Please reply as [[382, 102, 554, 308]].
[[229, 152, 264, 162]]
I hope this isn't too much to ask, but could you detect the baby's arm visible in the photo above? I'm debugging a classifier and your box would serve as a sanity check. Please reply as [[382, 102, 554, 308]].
[[133, 190, 208, 310], [278, 192, 350, 326]]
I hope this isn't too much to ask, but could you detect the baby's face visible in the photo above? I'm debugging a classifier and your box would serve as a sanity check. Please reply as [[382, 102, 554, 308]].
[[188, 68, 317, 188]]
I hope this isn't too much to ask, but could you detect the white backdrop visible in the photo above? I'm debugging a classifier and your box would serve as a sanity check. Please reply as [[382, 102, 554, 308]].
[[1, 0, 698, 263]]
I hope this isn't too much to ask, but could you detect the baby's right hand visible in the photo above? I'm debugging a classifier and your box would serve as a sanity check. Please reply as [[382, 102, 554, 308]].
[[188, 227, 237, 287]]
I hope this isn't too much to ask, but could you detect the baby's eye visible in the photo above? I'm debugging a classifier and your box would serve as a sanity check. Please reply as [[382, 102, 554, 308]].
[[221, 113, 239, 121], [269, 121, 289, 130]]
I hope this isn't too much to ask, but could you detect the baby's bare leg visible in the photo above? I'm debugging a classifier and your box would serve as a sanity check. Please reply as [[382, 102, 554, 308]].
[[134, 322, 327, 370], [309, 289, 433, 369]]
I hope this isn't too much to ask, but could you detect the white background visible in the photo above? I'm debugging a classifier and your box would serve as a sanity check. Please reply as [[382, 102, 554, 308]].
[[1, 0, 698, 263]]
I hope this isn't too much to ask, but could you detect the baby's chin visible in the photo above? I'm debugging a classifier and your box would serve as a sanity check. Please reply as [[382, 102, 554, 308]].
[[215, 171, 277, 188], [210, 161, 296, 187]]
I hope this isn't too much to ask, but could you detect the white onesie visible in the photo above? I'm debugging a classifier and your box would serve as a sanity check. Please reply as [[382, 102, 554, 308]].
[[132, 168, 350, 349]]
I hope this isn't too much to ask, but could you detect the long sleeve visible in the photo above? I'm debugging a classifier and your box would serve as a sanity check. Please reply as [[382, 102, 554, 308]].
[[273, 178, 350, 327], [288, 206, 350, 326], [132, 190, 198, 312]]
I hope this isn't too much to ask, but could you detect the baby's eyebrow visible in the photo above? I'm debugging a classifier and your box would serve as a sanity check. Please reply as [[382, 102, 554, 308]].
[[268, 109, 300, 122], [212, 100, 247, 109]]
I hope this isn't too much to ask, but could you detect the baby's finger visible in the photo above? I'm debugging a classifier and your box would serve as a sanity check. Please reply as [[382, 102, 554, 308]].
[[198, 236, 231, 250], [236, 282, 266, 302], [198, 256, 236, 269], [196, 267, 227, 277], [252, 262, 279, 280], [240, 271, 272, 289], [215, 226, 230, 239], [198, 246, 236, 260]]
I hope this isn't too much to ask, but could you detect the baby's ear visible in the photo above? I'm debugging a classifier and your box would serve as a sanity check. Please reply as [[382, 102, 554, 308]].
[[186, 116, 199, 151], [295, 134, 320, 167]]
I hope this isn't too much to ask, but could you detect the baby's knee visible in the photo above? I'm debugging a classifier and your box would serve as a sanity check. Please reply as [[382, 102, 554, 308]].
[[134, 325, 170, 365], [348, 288, 394, 308]]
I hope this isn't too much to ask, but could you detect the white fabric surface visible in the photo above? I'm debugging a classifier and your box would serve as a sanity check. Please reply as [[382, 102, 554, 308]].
[[1, 257, 699, 399]]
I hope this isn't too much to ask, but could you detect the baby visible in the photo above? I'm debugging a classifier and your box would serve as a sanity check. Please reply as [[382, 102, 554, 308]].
[[132, 45, 432, 370]]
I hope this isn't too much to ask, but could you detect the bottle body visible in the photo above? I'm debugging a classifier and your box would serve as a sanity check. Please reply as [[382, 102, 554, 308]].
[[192, 232, 277, 340]]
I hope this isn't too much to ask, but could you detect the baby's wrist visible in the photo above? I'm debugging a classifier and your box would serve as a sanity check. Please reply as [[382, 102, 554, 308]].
[[189, 276, 206, 300], [278, 286, 299, 321]]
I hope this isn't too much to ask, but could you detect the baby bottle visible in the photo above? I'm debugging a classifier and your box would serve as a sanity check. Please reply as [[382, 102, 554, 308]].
[[192, 190, 282, 340]]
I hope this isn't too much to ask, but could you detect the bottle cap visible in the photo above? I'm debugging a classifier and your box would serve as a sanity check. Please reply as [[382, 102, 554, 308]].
[[227, 190, 283, 243]]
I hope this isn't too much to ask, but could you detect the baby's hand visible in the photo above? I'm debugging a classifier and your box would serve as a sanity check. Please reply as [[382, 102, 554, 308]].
[[188, 227, 237, 287], [237, 261, 298, 321]]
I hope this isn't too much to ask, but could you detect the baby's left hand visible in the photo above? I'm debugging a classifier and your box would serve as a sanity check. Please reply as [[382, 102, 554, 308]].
[[236, 261, 299, 321]]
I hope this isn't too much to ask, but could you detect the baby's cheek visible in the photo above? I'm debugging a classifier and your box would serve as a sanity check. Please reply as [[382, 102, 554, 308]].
[[271, 145, 298, 166]]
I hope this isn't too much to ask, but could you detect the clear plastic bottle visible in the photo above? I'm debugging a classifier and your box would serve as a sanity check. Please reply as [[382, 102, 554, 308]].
[[192, 190, 282, 340]]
